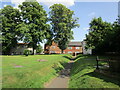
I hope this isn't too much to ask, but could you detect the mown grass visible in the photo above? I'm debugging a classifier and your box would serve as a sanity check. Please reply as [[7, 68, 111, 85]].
[[69, 54, 120, 88], [2, 54, 70, 88]]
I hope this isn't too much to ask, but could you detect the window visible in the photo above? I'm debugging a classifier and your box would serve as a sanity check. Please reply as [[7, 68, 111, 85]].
[[68, 51, 72, 54], [75, 51, 80, 54], [50, 51, 55, 53], [68, 47, 72, 49], [52, 46, 55, 49], [76, 47, 80, 49]]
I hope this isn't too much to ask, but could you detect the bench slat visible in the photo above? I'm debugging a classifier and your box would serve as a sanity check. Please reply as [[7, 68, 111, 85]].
[[96, 59, 120, 62]]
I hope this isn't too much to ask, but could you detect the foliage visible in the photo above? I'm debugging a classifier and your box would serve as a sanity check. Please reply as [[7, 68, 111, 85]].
[[1, 3, 79, 55], [23, 49, 31, 56], [49, 4, 79, 53], [110, 19, 120, 52], [2, 54, 70, 88], [1, 5, 21, 54], [85, 17, 116, 54], [18, 0, 50, 54]]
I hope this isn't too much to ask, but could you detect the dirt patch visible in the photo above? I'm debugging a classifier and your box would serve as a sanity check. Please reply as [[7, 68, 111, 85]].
[[37, 59, 48, 62], [14, 65, 23, 68]]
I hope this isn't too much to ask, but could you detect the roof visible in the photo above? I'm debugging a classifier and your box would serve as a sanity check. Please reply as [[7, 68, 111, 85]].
[[44, 41, 82, 47], [68, 42, 82, 46]]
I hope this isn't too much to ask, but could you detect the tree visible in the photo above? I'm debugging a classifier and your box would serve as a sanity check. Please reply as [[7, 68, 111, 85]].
[[85, 17, 113, 54], [1, 5, 21, 54], [49, 4, 79, 53], [110, 17, 120, 52], [18, 0, 50, 55]]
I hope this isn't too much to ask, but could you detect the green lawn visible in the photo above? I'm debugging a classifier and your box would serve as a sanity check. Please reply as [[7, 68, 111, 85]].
[[2, 54, 70, 88], [2, 54, 120, 88], [69, 55, 120, 88]]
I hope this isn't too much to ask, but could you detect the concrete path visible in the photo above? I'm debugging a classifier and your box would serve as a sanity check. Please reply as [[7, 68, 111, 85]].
[[45, 61, 74, 88]]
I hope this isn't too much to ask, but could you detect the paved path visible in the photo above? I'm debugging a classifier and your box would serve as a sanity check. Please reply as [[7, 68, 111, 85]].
[[45, 60, 74, 88]]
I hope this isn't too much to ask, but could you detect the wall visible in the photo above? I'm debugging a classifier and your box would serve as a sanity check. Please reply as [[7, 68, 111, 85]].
[[44, 42, 83, 54], [45, 42, 61, 54], [64, 46, 83, 54], [82, 41, 92, 55]]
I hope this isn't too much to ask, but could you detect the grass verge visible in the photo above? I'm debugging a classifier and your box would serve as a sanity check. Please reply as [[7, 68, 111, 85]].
[[69, 54, 120, 88]]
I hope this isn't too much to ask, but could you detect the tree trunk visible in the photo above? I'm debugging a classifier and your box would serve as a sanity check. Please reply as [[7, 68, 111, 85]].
[[48, 46, 50, 54], [32, 47, 35, 55], [61, 50, 64, 54]]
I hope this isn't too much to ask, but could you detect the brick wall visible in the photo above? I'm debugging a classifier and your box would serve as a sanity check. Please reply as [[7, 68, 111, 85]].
[[44, 42, 61, 54], [44, 42, 83, 54], [64, 46, 83, 54], [49, 42, 61, 54]]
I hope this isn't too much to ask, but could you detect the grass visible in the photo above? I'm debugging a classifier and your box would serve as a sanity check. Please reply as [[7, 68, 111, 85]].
[[69, 54, 120, 88], [2, 54, 120, 88], [2, 54, 70, 88]]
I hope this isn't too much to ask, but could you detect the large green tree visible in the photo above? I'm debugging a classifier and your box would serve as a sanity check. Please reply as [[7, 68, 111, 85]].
[[18, 0, 50, 54], [110, 17, 120, 52], [1, 5, 21, 54], [49, 4, 79, 53], [86, 17, 113, 54]]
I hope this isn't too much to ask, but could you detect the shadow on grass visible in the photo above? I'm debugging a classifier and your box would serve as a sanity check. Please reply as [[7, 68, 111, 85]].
[[63, 54, 83, 61], [82, 71, 120, 86], [63, 56, 72, 60], [73, 54, 84, 60], [70, 55, 120, 86], [52, 61, 68, 74], [59, 61, 68, 68]]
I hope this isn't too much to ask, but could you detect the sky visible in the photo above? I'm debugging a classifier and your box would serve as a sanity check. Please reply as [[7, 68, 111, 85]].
[[1, 0, 119, 48]]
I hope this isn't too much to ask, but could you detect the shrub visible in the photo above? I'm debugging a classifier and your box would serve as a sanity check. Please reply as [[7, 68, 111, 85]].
[[23, 49, 31, 56]]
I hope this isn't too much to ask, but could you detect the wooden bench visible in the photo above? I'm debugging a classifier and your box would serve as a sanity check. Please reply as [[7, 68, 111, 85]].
[[96, 56, 120, 72]]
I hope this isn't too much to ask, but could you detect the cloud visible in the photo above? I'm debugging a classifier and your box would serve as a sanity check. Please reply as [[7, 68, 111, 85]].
[[39, 0, 75, 7], [3, 4, 7, 7], [11, 0, 25, 8], [88, 12, 96, 17], [10, 0, 75, 8], [75, 0, 119, 2], [83, 27, 89, 30]]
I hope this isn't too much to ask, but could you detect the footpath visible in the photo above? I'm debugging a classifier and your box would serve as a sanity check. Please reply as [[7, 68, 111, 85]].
[[45, 60, 74, 88]]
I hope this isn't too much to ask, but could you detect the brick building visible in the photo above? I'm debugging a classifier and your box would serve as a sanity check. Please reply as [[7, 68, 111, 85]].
[[44, 41, 83, 55]]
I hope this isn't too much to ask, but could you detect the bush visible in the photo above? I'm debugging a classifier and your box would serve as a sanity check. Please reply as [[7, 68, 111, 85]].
[[36, 45, 43, 54], [23, 49, 31, 56]]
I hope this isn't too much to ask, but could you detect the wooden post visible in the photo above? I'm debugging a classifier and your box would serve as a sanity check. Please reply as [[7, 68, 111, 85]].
[[108, 59, 110, 69], [96, 56, 99, 69]]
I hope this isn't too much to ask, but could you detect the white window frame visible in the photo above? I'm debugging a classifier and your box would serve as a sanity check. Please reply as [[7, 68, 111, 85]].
[[75, 51, 80, 54], [52, 46, 55, 49], [68, 47, 72, 49], [68, 51, 72, 54], [50, 51, 55, 53], [76, 47, 80, 49]]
